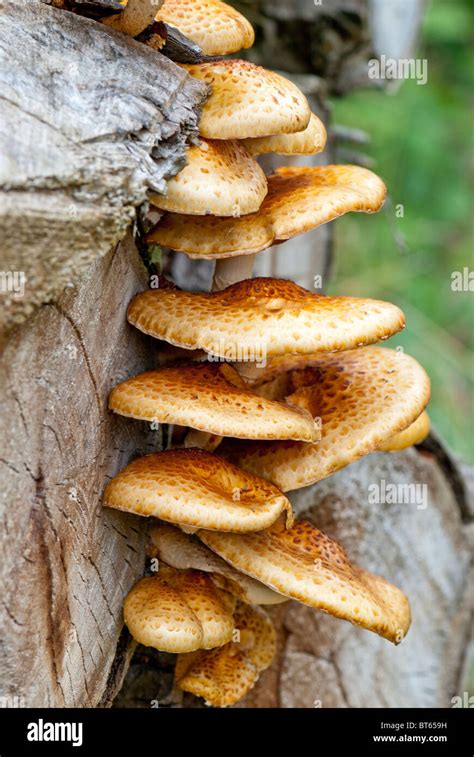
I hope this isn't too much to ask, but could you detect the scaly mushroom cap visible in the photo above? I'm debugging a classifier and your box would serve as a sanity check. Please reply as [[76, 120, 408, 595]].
[[149, 523, 288, 605], [149, 139, 267, 217], [242, 113, 327, 156], [104, 448, 293, 531], [109, 362, 320, 442], [128, 278, 404, 359], [156, 0, 254, 56], [123, 569, 234, 653], [199, 520, 411, 643], [233, 601, 276, 671], [181, 60, 310, 140], [176, 645, 257, 707], [219, 347, 430, 491], [378, 410, 430, 452], [175, 601, 276, 706], [146, 165, 386, 257]]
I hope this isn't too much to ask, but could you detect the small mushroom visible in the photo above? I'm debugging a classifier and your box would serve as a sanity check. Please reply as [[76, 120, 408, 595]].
[[102, 0, 158, 36], [155, 0, 254, 56], [123, 566, 235, 653], [242, 113, 327, 157], [378, 410, 430, 452], [181, 60, 311, 140], [104, 448, 293, 532], [149, 522, 288, 605], [149, 138, 267, 217], [198, 519, 411, 644], [175, 601, 276, 706], [218, 347, 430, 492], [128, 278, 405, 359], [108, 361, 320, 443], [146, 165, 387, 257]]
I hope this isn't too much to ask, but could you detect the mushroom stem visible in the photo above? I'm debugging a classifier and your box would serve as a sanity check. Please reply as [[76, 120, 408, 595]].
[[211, 254, 255, 292], [184, 429, 223, 452], [102, 0, 162, 37]]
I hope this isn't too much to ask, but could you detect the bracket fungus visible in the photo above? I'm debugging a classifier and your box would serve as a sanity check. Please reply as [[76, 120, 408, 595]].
[[199, 520, 411, 644], [149, 523, 288, 605], [181, 60, 311, 140], [128, 278, 405, 359], [146, 165, 387, 258], [219, 347, 430, 492], [123, 566, 235, 653], [175, 601, 277, 707], [108, 361, 320, 442], [155, 0, 255, 56], [104, 448, 293, 532], [149, 139, 267, 217], [242, 112, 327, 157], [378, 410, 430, 452], [93, 0, 434, 707]]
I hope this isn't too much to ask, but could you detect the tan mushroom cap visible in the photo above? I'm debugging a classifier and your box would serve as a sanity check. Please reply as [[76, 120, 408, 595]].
[[378, 410, 430, 452], [149, 523, 288, 605], [149, 139, 267, 217], [104, 448, 293, 532], [146, 165, 387, 258], [176, 644, 257, 707], [219, 347, 431, 492], [176, 601, 276, 706], [233, 601, 276, 671], [156, 0, 254, 56], [128, 278, 405, 359], [109, 361, 320, 442], [241, 113, 327, 156], [123, 569, 234, 653], [181, 60, 310, 140], [199, 519, 411, 643]]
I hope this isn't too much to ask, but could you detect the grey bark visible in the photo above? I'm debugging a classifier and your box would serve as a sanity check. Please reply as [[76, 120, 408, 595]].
[[0, 0, 207, 341], [0, 232, 167, 707]]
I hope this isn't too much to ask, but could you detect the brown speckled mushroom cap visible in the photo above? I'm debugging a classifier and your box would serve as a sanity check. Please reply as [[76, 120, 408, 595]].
[[149, 139, 267, 217], [109, 362, 320, 442], [104, 448, 293, 532], [199, 519, 411, 644], [175, 601, 276, 706], [378, 410, 430, 452], [181, 60, 310, 140], [127, 278, 405, 359], [241, 113, 327, 156], [156, 0, 254, 56], [146, 165, 386, 257], [149, 523, 288, 605], [219, 347, 430, 492], [123, 568, 235, 653]]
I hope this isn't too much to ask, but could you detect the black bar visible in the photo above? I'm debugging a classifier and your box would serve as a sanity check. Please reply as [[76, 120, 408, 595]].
[[0, 707, 470, 755]]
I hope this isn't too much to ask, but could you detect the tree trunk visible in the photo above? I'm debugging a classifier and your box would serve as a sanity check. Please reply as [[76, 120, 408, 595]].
[[0, 0, 206, 707]]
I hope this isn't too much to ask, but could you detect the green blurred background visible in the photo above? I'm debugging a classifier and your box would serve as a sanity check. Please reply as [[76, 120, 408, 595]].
[[328, 0, 474, 463]]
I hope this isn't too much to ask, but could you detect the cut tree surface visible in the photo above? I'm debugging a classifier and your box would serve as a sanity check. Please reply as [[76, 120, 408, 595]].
[[0, 234, 164, 707], [0, 0, 207, 340]]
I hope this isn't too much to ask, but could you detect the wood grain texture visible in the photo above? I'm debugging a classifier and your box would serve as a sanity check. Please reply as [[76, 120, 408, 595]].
[[0, 0, 207, 339], [0, 232, 166, 706]]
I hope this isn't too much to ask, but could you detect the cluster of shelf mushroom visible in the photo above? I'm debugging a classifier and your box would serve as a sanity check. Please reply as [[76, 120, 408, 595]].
[[103, 0, 431, 707]]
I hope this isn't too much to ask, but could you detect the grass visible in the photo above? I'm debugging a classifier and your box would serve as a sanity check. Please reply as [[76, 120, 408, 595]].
[[327, 0, 474, 463]]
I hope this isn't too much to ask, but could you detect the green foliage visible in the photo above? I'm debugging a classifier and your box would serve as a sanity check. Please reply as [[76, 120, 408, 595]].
[[328, 0, 474, 462]]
